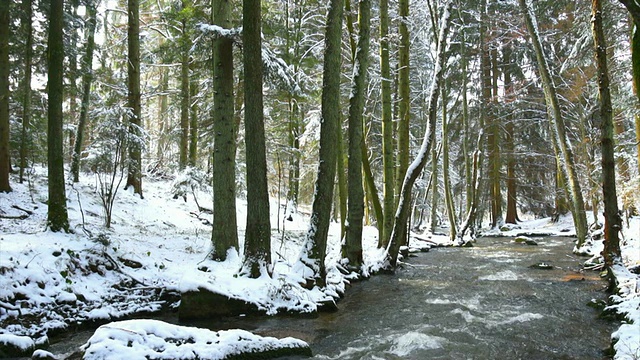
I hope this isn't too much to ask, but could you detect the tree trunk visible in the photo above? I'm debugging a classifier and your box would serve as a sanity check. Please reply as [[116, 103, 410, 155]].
[[47, 0, 70, 232], [442, 81, 457, 240], [380, 0, 395, 248], [520, 0, 588, 247], [395, 0, 411, 197], [188, 63, 198, 167], [387, 0, 453, 267], [179, 9, 190, 170], [429, 140, 439, 231], [126, 0, 143, 197], [211, 0, 239, 261], [0, 0, 10, 192], [504, 46, 518, 224], [19, 0, 33, 184], [71, 0, 98, 183], [344, 0, 371, 270], [242, 0, 271, 278], [592, 0, 622, 272], [302, 0, 343, 287]]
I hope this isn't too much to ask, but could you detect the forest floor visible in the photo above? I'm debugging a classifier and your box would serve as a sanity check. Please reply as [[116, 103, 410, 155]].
[[0, 167, 638, 359]]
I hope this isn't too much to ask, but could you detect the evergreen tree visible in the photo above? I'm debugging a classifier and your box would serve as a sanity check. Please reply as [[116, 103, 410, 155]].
[[211, 0, 239, 260], [47, 0, 70, 232], [242, 0, 272, 278], [0, 0, 10, 193]]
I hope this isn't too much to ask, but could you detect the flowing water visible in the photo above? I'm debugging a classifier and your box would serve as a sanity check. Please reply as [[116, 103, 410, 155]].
[[192, 237, 615, 359], [47, 236, 615, 359]]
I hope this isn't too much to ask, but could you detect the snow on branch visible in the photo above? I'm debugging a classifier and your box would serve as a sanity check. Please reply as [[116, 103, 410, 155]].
[[196, 23, 242, 42], [262, 45, 301, 95]]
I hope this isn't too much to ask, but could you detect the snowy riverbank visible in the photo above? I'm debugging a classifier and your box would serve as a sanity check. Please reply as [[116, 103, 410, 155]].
[[0, 168, 638, 359]]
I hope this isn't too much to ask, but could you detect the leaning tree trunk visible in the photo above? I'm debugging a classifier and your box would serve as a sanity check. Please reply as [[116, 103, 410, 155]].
[[301, 0, 343, 287], [344, 0, 371, 270], [592, 0, 622, 275], [71, 0, 98, 183], [387, 0, 454, 268], [520, 0, 588, 247]]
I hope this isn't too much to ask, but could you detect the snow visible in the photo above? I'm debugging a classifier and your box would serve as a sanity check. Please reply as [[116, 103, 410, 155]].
[[82, 319, 308, 360], [0, 167, 638, 359]]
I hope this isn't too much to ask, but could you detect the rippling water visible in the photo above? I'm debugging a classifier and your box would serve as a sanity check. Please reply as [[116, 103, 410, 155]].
[[203, 237, 616, 359]]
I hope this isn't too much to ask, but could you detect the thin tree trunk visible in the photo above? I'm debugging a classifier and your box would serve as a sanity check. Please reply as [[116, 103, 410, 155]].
[[387, 0, 453, 267], [442, 81, 457, 240], [520, 0, 588, 247], [592, 0, 622, 274], [302, 0, 343, 287], [395, 0, 411, 197], [71, 0, 98, 183], [504, 46, 518, 224], [47, 0, 70, 232], [211, 0, 239, 261], [19, 0, 33, 184], [179, 9, 190, 170], [188, 64, 198, 167], [0, 0, 10, 192], [429, 140, 439, 231], [242, 0, 271, 278], [126, 0, 143, 197], [380, 0, 395, 248]]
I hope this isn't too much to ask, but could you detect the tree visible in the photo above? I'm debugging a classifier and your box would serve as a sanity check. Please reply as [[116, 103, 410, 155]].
[[379, 0, 395, 248], [47, 0, 70, 232], [344, 0, 371, 270], [395, 0, 411, 199], [71, 0, 98, 182], [126, 0, 143, 197], [19, 0, 33, 185], [592, 0, 622, 275], [519, 0, 589, 247], [241, 0, 272, 278], [301, 0, 343, 287], [211, 0, 239, 261], [179, 0, 191, 170], [0, 0, 10, 193], [387, 0, 454, 267]]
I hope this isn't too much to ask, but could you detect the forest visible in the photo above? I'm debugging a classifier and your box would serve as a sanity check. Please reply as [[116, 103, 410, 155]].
[[0, 0, 639, 359]]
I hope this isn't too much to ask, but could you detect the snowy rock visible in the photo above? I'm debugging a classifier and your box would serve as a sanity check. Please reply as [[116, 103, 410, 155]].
[[179, 289, 263, 320], [0, 333, 35, 358], [80, 319, 311, 360], [513, 236, 537, 246]]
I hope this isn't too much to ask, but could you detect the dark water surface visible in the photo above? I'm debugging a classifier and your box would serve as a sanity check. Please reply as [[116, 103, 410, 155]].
[[195, 237, 615, 359], [48, 237, 615, 359]]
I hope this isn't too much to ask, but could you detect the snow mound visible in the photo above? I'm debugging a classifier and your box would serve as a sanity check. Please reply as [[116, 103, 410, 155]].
[[81, 319, 310, 360]]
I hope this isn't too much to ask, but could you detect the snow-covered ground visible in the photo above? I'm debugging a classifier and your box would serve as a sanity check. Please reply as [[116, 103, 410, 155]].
[[0, 167, 638, 359]]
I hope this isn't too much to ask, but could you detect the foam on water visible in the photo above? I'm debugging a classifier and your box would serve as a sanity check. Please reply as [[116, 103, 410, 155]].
[[387, 331, 446, 357]]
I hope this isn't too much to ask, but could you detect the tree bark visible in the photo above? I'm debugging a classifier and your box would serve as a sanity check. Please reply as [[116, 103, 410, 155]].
[[380, 0, 395, 248], [395, 0, 411, 197], [592, 0, 622, 271], [520, 0, 588, 247], [179, 5, 190, 170], [242, 0, 272, 278], [442, 81, 457, 240], [0, 0, 10, 192], [387, 0, 453, 267], [47, 0, 70, 232], [504, 46, 518, 224], [302, 0, 343, 287], [344, 0, 371, 270], [126, 0, 143, 197], [19, 0, 33, 184], [71, 0, 98, 183], [211, 0, 239, 261], [188, 62, 198, 167]]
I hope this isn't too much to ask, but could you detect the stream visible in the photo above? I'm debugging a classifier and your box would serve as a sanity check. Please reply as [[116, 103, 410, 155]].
[[47, 236, 616, 359]]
